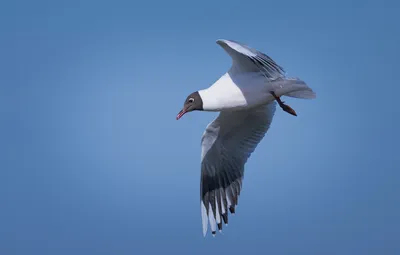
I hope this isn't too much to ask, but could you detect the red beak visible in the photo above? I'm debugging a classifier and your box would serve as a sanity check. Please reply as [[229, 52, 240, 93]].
[[176, 109, 186, 120]]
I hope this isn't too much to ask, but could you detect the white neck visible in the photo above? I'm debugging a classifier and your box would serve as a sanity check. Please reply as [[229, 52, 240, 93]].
[[199, 73, 265, 111], [198, 73, 250, 111]]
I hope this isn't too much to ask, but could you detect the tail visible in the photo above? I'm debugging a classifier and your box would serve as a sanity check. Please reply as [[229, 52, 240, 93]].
[[271, 77, 316, 99]]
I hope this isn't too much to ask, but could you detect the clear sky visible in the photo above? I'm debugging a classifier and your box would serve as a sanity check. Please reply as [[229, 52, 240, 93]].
[[2, 0, 400, 254]]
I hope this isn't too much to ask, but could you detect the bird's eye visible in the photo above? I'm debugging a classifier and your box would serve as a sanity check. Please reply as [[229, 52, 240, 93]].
[[188, 98, 194, 103]]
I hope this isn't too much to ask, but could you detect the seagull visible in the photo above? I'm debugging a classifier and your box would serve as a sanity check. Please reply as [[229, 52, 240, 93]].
[[176, 39, 316, 237]]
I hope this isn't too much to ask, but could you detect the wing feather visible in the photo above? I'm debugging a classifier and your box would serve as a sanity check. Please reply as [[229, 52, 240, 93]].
[[200, 102, 276, 236], [216, 39, 285, 79]]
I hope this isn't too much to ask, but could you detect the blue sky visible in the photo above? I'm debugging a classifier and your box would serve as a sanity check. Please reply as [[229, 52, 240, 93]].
[[2, 0, 400, 254]]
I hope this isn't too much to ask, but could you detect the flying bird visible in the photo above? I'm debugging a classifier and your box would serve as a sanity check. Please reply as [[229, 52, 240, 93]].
[[176, 39, 316, 237]]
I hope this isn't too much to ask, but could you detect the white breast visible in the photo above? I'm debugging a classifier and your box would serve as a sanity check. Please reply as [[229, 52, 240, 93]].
[[199, 72, 272, 111]]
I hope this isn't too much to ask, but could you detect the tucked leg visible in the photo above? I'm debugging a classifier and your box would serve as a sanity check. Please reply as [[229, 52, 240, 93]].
[[270, 91, 297, 116]]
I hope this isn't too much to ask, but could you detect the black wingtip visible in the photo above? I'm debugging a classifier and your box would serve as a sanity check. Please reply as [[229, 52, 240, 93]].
[[229, 206, 235, 214], [217, 223, 222, 231], [222, 213, 228, 224]]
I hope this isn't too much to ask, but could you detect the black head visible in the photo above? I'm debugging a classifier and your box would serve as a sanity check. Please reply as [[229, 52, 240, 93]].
[[176, 91, 203, 120]]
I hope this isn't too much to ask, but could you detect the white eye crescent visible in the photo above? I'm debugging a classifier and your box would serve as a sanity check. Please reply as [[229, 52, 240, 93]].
[[188, 98, 195, 103]]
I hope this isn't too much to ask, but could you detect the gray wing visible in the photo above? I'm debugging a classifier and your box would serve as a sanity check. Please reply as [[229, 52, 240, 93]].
[[216, 39, 286, 79], [200, 102, 276, 236]]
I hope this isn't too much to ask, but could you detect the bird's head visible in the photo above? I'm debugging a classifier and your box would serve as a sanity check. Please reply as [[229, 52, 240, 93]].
[[176, 91, 203, 120]]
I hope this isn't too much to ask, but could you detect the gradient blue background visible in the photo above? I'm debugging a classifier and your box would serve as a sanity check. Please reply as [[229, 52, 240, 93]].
[[2, 0, 400, 254]]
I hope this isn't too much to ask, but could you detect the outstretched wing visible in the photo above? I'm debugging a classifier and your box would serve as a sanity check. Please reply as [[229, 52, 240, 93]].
[[216, 39, 285, 79], [200, 102, 276, 236]]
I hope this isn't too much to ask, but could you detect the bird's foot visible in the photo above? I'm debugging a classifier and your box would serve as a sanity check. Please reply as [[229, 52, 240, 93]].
[[270, 91, 297, 116], [281, 104, 297, 116]]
